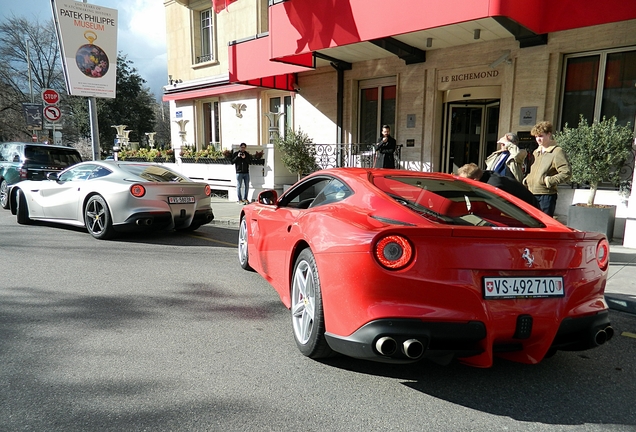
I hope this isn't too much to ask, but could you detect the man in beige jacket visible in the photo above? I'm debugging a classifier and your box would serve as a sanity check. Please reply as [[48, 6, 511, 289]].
[[485, 132, 527, 183], [523, 121, 571, 217]]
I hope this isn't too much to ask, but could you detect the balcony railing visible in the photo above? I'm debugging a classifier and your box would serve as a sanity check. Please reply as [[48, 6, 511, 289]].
[[311, 143, 402, 170], [195, 54, 213, 64]]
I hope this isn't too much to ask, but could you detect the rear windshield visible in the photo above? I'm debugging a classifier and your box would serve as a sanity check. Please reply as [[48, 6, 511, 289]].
[[118, 163, 190, 182], [25, 146, 82, 166], [373, 175, 545, 228]]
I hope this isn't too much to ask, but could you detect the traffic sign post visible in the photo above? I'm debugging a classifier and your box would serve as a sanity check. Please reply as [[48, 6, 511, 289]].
[[42, 89, 60, 105]]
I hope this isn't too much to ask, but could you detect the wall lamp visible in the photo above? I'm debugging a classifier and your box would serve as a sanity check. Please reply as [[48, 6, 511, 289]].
[[489, 50, 512, 69], [168, 75, 183, 87]]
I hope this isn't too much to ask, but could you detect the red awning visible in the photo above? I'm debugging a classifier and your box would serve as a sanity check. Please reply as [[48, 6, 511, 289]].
[[268, 0, 636, 60], [229, 35, 314, 83], [212, 0, 237, 14], [162, 84, 255, 102]]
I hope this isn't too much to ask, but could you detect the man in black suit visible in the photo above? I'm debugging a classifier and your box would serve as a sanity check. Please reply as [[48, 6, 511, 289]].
[[457, 163, 540, 209]]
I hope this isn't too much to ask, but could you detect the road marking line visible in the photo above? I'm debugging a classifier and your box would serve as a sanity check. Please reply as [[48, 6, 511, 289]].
[[189, 234, 236, 247], [621, 331, 636, 339]]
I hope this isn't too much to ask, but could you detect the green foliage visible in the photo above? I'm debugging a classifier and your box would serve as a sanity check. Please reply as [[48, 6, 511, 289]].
[[556, 115, 634, 205], [118, 147, 174, 161], [274, 128, 317, 179], [179, 145, 223, 160]]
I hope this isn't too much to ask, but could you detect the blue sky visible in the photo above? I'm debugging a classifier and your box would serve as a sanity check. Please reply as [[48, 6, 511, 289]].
[[2, 0, 168, 99]]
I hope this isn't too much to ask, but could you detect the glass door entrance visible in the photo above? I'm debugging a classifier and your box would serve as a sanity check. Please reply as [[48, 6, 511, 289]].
[[443, 101, 500, 173]]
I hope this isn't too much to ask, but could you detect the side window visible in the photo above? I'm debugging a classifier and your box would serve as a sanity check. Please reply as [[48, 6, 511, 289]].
[[0, 144, 5, 161], [309, 179, 352, 208], [88, 166, 112, 180], [59, 165, 95, 182], [280, 178, 331, 209]]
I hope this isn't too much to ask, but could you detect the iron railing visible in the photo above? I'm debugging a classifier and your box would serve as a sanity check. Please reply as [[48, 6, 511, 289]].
[[311, 143, 402, 170]]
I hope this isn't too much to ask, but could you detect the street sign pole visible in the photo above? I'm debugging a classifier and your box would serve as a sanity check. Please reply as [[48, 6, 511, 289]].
[[83, 0, 100, 161]]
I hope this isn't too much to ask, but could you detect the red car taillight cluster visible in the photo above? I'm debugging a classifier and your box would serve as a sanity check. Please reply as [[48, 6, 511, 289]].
[[204, 184, 211, 196], [130, 184, 146, 198], [19, 168, 28, 180], [596, 239, 610, 270], [374, 235, 413, 270]]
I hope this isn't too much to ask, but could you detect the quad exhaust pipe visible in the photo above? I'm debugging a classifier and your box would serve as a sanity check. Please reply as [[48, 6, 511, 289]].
[[402, 339, 424, 359], [375, 337, 397, 356], [375, 337, 425, 359], [593, 326, 614, 346]]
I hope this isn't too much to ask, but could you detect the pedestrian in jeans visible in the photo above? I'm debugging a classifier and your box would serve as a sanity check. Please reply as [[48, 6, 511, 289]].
[[523, 121, 571, 217], [232, 143, 252, 204]]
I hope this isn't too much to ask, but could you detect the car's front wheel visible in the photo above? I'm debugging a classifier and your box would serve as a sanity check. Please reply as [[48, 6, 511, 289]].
[[84, 195, 114, 240], [238, 217, 252, 270], [291, 248, 332, 358], [16, 189, 31, 225], [0, 179, 9, 209]]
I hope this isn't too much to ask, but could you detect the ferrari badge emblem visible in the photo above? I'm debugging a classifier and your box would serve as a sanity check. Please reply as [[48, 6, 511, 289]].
[[521, 248, 535, 267]]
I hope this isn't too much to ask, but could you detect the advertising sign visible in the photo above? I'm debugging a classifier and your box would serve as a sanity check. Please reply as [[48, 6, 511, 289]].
[[22, 103, 43, 128], [51, 0, 118, 98]]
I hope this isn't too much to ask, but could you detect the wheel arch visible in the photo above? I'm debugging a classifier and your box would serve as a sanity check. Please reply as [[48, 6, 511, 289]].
[[8, 185, 20, 214], [288, 240, 311, 297], [82, 192, 113, 219]]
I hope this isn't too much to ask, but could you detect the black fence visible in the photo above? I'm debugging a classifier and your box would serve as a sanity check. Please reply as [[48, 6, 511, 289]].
[[312, 143, 402, 170]]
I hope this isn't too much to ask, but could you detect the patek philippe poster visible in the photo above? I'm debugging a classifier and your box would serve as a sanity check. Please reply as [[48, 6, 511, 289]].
[[51, 0, 118, 98]]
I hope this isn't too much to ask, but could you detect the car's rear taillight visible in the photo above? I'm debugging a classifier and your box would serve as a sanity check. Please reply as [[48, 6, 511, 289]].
[[130, 184, 146, 198], [374, 235, 413, 270], [19, 168, 28, 179], [596, 239, 610, 270], [204, 184, 211, 196]]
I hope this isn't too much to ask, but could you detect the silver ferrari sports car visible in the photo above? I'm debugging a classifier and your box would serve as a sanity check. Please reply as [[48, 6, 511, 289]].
[[8, 160, 214, 239]]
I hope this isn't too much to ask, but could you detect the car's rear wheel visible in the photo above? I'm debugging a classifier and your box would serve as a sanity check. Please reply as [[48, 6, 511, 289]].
[[0, 179, 9, 209], [291, 248, 332, 358], [84, 195, 114, 240], [16, 189, 31, 225], [238, 217, 253, 270]]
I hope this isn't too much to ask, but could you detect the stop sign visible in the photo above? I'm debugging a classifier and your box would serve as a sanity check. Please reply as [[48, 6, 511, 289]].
[[42, 89, 60, 105]]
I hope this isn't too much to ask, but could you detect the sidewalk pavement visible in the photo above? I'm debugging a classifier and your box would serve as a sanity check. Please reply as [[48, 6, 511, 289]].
[[209, 198, 636, 315]]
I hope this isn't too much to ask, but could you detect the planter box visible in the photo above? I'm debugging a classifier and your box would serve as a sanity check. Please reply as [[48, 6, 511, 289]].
[[567, 204, 616, 241]]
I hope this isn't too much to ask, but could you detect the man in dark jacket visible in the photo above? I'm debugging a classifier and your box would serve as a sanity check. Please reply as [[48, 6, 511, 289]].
[[231, 143, 252, 204], [458, 163, 540, 208], [374, 125, 396, 169]]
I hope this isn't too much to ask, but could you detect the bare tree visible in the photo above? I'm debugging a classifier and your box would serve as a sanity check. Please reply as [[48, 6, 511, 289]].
[[0, 15, 64, 141]]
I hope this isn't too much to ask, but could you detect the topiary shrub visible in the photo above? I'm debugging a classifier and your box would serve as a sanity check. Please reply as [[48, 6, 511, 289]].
[[556, 115, 634, 206]]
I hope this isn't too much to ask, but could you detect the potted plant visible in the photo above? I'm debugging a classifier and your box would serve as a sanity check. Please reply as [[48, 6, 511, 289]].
[[556, 115, 635, 240], [274, 127, 318, 180]]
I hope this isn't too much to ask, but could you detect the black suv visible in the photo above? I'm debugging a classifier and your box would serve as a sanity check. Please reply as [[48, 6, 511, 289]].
[[0, 142, 82, 209]]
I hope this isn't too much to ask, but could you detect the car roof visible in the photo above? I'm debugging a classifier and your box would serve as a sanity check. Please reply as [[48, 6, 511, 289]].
[[0, 142, 80, 151]]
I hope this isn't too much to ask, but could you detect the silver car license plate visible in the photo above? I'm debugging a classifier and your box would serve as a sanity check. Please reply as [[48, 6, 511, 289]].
[[483, 276, 564, 299], [169, 196, 195, 204]]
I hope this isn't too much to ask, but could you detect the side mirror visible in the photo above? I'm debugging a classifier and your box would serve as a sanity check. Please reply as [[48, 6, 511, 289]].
[[258, 189, 278, 205], [47, 172, 59, 181]]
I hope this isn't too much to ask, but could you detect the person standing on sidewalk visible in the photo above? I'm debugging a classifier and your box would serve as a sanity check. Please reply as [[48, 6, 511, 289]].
[[523, 121, 571, 217], [232, 143, 252, 204]]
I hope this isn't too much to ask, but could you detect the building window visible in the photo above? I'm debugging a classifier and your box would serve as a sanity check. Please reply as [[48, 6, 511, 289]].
[[196, 9, 214, 64], [257, 0, 269, 34], [560, 48, 636, 128], [268, 95, 292, 138], [359, 78, 396, 144], [202, 101, 220, 150]]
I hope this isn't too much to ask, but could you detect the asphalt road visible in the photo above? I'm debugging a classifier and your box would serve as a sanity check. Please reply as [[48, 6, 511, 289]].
[[1, 210, 636, 432]]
